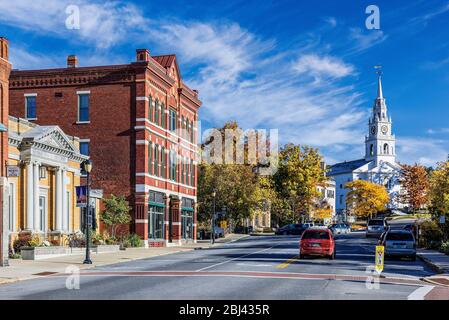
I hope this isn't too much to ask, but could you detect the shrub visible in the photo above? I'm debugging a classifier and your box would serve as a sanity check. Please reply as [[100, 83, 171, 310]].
[[9, 252, 21, 259], [13, 234, 31, 253], [128, 233, 142, 247], [441, 241, 449, 255], [419, 220, 443, 249]]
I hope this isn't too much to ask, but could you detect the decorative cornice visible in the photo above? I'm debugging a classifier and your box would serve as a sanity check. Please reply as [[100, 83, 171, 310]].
[[10, 65, 140, 89]]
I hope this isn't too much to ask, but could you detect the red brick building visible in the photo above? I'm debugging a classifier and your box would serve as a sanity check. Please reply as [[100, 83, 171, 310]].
[[8, 49, 201, 246], [0, 37, 11, 265]]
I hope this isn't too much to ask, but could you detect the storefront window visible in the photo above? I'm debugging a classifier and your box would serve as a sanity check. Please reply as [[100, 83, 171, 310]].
[[148, 191, 165, 240], [181, 198, 194, 239]]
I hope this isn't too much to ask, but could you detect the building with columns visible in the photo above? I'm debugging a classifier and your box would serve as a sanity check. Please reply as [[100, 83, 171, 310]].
[[8, 49, 201, 247], [7, 116, 88, 244], [328, 73, 404, 220]]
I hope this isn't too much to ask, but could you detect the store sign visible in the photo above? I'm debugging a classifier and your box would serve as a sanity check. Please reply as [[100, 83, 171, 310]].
[[6, 166, 20, 177]]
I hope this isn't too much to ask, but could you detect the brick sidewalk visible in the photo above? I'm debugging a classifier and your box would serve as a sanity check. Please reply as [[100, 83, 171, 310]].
[[0, 234, 249, 285]]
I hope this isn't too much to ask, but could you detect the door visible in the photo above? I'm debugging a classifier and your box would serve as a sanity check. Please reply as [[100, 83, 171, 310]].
[[39, 196, 46, 232]]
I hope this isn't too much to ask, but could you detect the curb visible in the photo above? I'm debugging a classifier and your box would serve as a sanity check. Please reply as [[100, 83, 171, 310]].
[[417, 253, 449, 274], [249, 233, 275, 236]]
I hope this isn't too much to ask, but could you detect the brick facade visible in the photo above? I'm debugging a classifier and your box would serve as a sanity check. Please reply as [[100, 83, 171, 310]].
[[8, 49, 201, 246], [0, 37, 11, 265]]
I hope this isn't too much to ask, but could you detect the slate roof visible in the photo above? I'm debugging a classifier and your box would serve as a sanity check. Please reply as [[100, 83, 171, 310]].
[[152, 55, 176, 68], [328, 158, 371, 176]]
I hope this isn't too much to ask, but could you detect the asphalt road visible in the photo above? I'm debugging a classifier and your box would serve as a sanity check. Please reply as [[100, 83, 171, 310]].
[[0, 232, 447, 300]]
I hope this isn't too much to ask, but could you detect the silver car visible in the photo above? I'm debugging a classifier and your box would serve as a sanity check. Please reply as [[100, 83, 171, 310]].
[[379, 229, 416, 261], [366, 219, 387, 238]]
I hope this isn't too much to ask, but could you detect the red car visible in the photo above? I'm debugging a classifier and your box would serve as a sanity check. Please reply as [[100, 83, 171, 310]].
[[299, 227, 336, 259]]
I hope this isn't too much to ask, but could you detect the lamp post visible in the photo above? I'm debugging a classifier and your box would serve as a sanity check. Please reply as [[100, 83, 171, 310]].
[[82, 159, 93, 264], [211, 190, 216, 245]]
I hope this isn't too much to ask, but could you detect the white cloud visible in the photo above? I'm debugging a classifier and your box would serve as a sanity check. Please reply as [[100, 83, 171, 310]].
[[396, 137, 449, 166], [151, 22, 366, 154], [293, 54, 355, 79], [0, 0, 146, 48], [348, 28, 388, 53], [427, 128, 449, 134]]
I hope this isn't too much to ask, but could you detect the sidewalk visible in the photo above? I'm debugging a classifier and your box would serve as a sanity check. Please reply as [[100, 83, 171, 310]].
[[417, 248, 449, 273], [417, 248, 449, 287], [0, 233, 249, 285]]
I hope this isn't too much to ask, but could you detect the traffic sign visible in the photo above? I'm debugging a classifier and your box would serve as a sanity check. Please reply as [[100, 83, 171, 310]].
[[375, 245, 384, 274]]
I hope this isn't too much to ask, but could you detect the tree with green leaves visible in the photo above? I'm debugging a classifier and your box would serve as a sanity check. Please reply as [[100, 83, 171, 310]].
[[100, 194, 132, 238], [273, 143, 327, 222]]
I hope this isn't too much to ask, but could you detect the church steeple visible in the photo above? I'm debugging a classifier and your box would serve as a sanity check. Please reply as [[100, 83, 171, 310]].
[[377, 74, 383, 99], [365, 67, 396, 165]]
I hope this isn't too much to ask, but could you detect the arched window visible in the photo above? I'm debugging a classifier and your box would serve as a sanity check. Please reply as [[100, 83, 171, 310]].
[[370, 144, 374, 156], [161, 103, 166, 128], [154, 99, 159, 125], [181, 116, 185, 138], [383, 143, 389, 154], [148, 95, 153, 122]]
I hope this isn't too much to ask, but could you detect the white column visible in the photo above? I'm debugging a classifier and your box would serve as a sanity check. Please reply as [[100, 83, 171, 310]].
[[62, 169, 68, 232], [33, 162, 40, 231], [26, 162, 34, 230], [55, 167, 63, 232]]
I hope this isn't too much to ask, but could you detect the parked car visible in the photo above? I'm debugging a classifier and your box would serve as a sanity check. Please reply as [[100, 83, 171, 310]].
[[329, 223, 351, 235], [366, 219, 387, 238], [378, 229, 416, 261], [275, 224, 307, 235], [299, 227, 336, 259]]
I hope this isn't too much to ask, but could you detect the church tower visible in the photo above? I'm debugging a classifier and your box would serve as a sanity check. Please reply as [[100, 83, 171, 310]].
[[365, 71, 396, 165]]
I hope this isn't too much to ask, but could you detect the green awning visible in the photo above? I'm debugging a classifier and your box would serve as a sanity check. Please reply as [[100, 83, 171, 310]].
[[149, 201, 165, 208], [181, 207, 194, 212]]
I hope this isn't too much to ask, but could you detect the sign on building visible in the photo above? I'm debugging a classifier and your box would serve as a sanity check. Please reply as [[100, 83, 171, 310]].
[[6, 166, 20, 177]]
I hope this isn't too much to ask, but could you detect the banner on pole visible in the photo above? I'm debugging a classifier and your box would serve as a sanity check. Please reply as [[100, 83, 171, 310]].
[[76, 186, 87, 207], [375, 245, 384, 274]]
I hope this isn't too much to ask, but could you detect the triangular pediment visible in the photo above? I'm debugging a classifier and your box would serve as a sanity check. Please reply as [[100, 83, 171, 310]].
[[23, 126, 76, 152]]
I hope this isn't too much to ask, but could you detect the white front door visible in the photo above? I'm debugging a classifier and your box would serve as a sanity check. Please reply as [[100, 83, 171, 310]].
[[39, 192, 48, 232]]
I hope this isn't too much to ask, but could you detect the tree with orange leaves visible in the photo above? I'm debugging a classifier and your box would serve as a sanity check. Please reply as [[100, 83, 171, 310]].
[[399, 164, 430, 213]]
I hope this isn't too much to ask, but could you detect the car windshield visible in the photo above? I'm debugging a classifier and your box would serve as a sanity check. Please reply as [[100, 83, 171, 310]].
[[302, 231, 330, 240], [368, 220, 384, 226], [386, 232, 414, 241]]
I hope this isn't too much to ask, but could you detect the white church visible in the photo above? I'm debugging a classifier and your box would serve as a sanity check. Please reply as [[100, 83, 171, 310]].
[[328, 73, 404, 221]]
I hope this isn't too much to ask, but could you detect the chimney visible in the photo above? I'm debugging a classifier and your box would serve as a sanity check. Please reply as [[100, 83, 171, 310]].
[[136, 49, 150, 62], [0, 37, 9, 61], [67, 55, 78, 68]]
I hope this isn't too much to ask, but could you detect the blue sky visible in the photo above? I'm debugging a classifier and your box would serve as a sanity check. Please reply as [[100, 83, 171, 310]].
[[1, 0, 449, 166]]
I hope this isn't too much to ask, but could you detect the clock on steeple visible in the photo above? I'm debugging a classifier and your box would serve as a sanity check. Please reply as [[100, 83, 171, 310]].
[[365, 68, 396, 165]]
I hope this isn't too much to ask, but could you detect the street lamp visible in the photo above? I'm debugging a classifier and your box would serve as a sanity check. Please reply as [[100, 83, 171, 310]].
[[211, 190, 216, 245], [82, 159, 93, 264]]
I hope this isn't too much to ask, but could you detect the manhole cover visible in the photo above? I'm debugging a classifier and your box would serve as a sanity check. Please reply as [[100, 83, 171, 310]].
[[32, 271, 58, 276]]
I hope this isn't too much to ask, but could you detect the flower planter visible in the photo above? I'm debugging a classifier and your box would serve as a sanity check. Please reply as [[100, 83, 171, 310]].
[[20, 246, 68, 260]]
